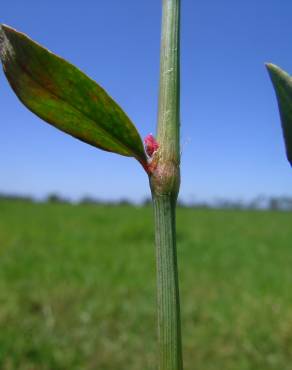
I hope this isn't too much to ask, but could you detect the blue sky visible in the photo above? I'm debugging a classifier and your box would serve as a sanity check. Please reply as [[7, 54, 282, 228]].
[[1, 0, 292, 202]]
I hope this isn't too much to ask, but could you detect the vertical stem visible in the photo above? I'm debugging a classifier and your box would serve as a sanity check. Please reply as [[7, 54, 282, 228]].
[[150, 1, 182, 370], [157, 0, 180, 163], [153, 195, 183, 370]]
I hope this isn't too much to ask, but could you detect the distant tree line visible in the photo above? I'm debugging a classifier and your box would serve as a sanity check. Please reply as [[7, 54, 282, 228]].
[[1, 193, 292, 211]]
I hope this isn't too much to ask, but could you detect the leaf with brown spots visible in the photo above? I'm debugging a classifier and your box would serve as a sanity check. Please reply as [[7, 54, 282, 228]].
[[0, 25, 147, 166]]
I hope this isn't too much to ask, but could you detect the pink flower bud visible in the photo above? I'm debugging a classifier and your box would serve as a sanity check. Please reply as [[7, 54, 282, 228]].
[[144, 134, 159, 157]]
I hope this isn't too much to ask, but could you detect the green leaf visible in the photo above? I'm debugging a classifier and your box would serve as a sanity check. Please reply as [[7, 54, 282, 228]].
[[0, 24, 147, 164], [266, 63, 292, 166]]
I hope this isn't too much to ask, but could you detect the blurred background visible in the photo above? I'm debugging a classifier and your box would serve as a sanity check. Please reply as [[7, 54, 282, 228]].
[[1, 1, 292, 369]]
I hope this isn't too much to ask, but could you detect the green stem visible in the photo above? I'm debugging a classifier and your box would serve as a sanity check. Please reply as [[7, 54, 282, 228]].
[[153, 194, 183, 370], [157, 0, 180, 164], [150, 1, 182, 370]]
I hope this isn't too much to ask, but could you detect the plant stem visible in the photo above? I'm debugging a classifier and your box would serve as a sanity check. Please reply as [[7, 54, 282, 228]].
[[149, 0, 182, 369], [157, 0, 180, 165], [152, 195, 183, 370]]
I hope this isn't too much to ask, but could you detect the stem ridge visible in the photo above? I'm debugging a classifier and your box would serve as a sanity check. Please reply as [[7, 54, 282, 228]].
[[153, 195, 183, 370]]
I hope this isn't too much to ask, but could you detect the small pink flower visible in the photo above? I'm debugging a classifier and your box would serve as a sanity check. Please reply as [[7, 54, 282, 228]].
[[144, 134, 159, 157]]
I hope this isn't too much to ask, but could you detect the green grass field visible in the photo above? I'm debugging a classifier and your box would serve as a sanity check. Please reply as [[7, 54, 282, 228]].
[[0, 199, 292, 370]]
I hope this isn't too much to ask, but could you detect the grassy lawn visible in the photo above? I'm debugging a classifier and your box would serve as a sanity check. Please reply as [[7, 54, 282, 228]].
[[0, 199, 292, 369]]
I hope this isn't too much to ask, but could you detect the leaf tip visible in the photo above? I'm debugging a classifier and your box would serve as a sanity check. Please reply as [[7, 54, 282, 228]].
[[0, 24, 14, 64], [265, 62, 276, 70], [266, 62, 291, 84], [0, 24, 17, 35], [265, 62, 278, 73], [0, 24, 5, 54]]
